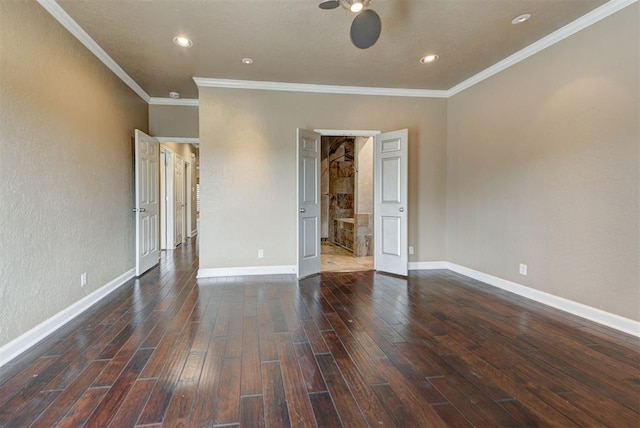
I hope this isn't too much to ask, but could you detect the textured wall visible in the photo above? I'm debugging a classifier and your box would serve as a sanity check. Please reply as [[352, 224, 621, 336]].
[[199, 89, 447, 269], [0, 1, 148, 347], [149, 105, 199, 138], [446, 4, 639, 320]]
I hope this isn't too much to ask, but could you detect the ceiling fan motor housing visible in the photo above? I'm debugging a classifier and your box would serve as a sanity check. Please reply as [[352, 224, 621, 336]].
[[340, 0, 372, 12]]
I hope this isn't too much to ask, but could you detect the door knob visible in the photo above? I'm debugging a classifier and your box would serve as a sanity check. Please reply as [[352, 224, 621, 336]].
[[299, 208, 306, 213], [398, 207, 404, 212]]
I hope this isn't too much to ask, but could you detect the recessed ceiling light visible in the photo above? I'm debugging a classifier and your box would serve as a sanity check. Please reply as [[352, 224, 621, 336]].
[[242, 57, 254, 65], [169, 91, 181, 99], [512, 14, 531, 24], [420, 54, 439, 64], [173, 36, 192, 47]]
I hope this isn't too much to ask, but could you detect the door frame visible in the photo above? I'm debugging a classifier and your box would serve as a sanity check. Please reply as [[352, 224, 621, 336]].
[[295, 129, 381, 276], [184, 159, 192, 238], [174, 154, 185, 246], [160, 147, 175, 250], [155, 138, 199, 249]]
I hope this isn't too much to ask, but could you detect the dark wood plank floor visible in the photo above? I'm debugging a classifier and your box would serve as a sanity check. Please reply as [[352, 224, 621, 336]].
[[1, 239, 639, 427]]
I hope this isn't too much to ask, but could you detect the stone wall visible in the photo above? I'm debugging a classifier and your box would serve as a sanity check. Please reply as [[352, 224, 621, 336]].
[[326, 137, 355, 248]]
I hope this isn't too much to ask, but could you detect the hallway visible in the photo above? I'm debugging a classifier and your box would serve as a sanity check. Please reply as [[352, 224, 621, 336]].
[[0, 240, 638, 426]]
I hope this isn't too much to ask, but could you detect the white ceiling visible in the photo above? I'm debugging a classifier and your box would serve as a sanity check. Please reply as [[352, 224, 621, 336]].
[[49, 0, 613, 100]]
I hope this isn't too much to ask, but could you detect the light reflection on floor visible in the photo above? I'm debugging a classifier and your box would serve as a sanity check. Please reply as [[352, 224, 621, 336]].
[[321, 241, 373, 272]]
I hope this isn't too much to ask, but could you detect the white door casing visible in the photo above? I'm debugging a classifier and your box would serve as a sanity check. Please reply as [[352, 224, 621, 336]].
[[185, 161, 192, 238], [134, 129, 160, 276], [160, 148, 173, 250], [297, 129, 321, 278], [160, 149, 167, 250], [174, 155, 184, 246], [374, 129, 408, 276]]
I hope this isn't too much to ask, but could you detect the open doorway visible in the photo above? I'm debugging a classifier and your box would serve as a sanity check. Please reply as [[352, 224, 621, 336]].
[[158, 141, 199, 251], [297, 128, 407, 278], [320, 135, 374, 272]]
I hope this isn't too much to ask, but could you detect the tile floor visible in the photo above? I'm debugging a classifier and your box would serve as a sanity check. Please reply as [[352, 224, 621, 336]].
[[321, 241, 373, 272]]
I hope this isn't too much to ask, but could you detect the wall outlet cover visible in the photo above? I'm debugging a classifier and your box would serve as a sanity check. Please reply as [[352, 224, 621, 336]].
[[519, 264, 527, 276]]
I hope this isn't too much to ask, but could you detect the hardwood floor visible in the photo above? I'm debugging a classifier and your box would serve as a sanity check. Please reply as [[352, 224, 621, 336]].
[[1, 239, 638, 427]]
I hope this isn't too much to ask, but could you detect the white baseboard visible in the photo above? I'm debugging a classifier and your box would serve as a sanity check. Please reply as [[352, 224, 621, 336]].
[[0, 268, 135, 367], [197, 265, 297, 278], [445, 262, 640, 338], [408, 261, 448, 270]]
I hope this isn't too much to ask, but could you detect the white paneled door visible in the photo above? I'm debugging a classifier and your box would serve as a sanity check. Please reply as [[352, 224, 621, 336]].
[[297, 129, 321, 278], [174, 155, 185, 246], [134, 129, 160, 276], [374, 129, 408, 276]]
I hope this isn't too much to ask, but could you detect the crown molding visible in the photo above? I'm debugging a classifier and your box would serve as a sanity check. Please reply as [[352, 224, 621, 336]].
[[156, 137, 200, 144], [149, 98, 199, 106], [193, 77, 449, 98], [447, 0, 638, 96], [36, 0, 150, 103], [40, 0, 636, 103]]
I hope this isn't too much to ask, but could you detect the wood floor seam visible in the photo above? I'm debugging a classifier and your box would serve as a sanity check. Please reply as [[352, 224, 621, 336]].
[[0, 239, 637, 427]]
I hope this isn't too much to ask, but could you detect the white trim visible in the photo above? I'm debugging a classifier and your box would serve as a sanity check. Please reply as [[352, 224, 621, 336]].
[[195, 0, 636, 101], [36, 0, 150, 102], [445, 262, 640, 338], [447, 0, 638, 96], [149, 98, 199, 106], [408, 261, 448, 270], [193, 77, 449, 98], [197, 265, 297, 278], [184, 159, 192, 242], [314, 129, 381, 137], [0, 268, 135, 367], [156, 137, 200, 144], [39, 0, 635, 103]]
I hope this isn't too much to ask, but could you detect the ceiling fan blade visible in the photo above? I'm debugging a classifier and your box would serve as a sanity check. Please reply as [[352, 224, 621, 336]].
[[318, 0, 340, 10], [350, 9, 381, 49]]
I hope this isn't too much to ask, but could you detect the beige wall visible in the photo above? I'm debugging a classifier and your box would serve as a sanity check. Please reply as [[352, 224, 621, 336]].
[[0, 1, 148, 347], [446, 4, 639, 320], [1, 0, 635, 355], [160, 142, 199, 235], [199, 89, 447, 269], [149, 105, 199, 138]]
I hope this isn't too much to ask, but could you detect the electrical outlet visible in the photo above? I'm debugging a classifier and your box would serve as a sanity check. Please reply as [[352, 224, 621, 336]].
[[80, 273, 87, 287], [258, 249, 264, 259], [409, 246, 414, 255], [519, 264, 527, 276]]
